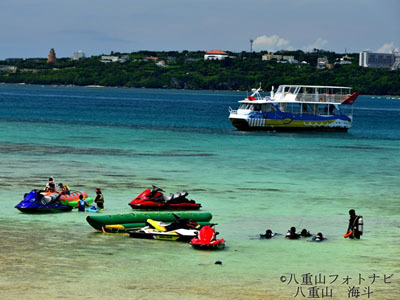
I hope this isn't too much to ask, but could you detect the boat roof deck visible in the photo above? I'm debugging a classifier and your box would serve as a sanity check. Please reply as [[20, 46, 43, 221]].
[[277, 85, 352, 89]]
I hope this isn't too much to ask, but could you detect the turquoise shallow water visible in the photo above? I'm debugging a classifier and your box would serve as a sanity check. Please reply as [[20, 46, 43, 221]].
[[0, 84, 399, 299]]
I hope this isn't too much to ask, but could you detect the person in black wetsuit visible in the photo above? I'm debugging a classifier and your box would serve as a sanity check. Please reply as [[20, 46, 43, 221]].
[[286, 227, 300, 240], [94, 187, 104, 210], [346, 209, 363, 239], [312, 232, 326, 242], [300, 229, 312, 237], [260, 229, 275, 239]]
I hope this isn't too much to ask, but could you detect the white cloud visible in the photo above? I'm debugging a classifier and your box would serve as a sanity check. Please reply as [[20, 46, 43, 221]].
[[303, 38, 328, 52], [253, 34, 291, 51], [376, 42, 397, 53]]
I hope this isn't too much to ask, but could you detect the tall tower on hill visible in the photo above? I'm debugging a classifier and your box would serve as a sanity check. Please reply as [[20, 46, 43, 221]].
[[47, 48, 57, 63]]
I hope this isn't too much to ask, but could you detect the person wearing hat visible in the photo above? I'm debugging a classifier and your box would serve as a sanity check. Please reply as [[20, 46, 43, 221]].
[[94, 187, 104, 210], [58, 182, 71, 195]]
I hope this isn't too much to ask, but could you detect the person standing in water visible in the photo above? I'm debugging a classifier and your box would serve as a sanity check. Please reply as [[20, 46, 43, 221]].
[[94, 187, 104, 210], [78, 194, 89, 212], [345, 209, 363, 239]]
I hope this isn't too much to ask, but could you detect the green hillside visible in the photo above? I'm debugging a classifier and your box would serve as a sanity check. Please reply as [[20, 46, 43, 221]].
[[1, 50, 399, 95]]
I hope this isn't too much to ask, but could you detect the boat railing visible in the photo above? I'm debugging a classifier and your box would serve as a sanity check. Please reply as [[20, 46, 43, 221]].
[[295, 93, 348, 104], [228, 107, 237, 114]]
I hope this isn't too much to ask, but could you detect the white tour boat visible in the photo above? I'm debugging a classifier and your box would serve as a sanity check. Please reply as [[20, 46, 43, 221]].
[[228, 85, 359, 132]]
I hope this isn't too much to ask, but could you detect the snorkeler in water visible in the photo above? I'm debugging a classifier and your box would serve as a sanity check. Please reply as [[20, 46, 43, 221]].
[[260, 229, 276, 239], [300, 228, 312, 237], [285, 227, 300, 240], [312, 232, 326, 242]]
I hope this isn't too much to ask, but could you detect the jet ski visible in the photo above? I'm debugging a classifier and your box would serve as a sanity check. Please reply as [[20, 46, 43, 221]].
[[15, 190, 73, 213], [129, 185, 201, 210], [129, 214, 200, 242], [190, 224, 225, 250]]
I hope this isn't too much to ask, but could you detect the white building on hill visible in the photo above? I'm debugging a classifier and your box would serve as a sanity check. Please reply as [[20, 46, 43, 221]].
[[359, 51, 398, 69], [204, 50, 228, 60], [72, 50, 86, 60]]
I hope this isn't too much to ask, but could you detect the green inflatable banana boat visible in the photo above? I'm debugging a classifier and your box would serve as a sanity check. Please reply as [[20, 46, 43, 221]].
[[86, 211, 213, 233]]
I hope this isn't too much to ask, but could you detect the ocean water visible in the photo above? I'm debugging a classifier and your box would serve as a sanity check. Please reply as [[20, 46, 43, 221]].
[[0, 84, 399, 300]]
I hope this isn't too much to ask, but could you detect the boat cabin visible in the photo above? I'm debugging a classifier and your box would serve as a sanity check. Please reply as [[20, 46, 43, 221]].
[[273, 85, 353, 104]]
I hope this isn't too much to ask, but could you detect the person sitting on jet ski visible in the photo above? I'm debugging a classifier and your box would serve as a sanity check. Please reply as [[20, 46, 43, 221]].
[[300, 228, 312, 237], [45, 182, 57, 193], [58, 183, 71, 195], [286, 227, 300, 240], [312, 232, 326, 242], [260, 229, 276, 239], [45, 177, 57, 192]]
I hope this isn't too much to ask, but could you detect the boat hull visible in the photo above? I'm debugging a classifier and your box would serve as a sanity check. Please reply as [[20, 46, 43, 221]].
[[191, 243, 226, 250], [15, 204, 73, 214], [229, 116, 350, 132], [129, 230, 196, 242], [129, 203, 201, 210]]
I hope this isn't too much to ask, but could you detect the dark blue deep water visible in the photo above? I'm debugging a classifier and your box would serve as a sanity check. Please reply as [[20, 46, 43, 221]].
[[1, 84, 400, 139]]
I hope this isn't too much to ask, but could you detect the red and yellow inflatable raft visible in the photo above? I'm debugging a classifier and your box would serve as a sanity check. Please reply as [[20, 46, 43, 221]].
[[42, 190, 92, 207]]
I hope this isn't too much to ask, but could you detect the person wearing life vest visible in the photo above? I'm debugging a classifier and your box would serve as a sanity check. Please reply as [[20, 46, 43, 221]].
[[78, 194, 88, 212], [94, 187, 104, 210], [45, 177, 57, 192], [58, 183, 71, 195], [345, 209, 363, 239]]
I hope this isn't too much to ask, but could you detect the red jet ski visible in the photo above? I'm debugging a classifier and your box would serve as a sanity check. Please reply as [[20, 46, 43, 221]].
[[129, 185, 201, 210], [190, 224, 225, 250]]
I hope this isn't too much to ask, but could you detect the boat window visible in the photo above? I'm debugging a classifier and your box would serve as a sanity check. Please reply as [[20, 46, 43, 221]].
[[253, 105, 261, 111], [306, 87, 314, 94], [287, 103, 301, 113], [239, 104, 254, 110], [323, 104, 336, 115], [263, 104, 276, 112], [289, 87, 297, 93], [300, 103, 310, 114]]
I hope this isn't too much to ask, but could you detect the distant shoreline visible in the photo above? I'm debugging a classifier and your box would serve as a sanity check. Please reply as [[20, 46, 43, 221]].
[[1, 82, 399, 98], [1, 50, 399, 95]]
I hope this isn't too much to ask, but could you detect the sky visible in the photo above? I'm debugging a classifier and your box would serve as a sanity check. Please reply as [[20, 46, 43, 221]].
[[0, 0, 399, 59]]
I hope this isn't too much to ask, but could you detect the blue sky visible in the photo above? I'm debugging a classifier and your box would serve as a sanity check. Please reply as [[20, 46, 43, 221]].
[[0, 0, 398, 59]]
